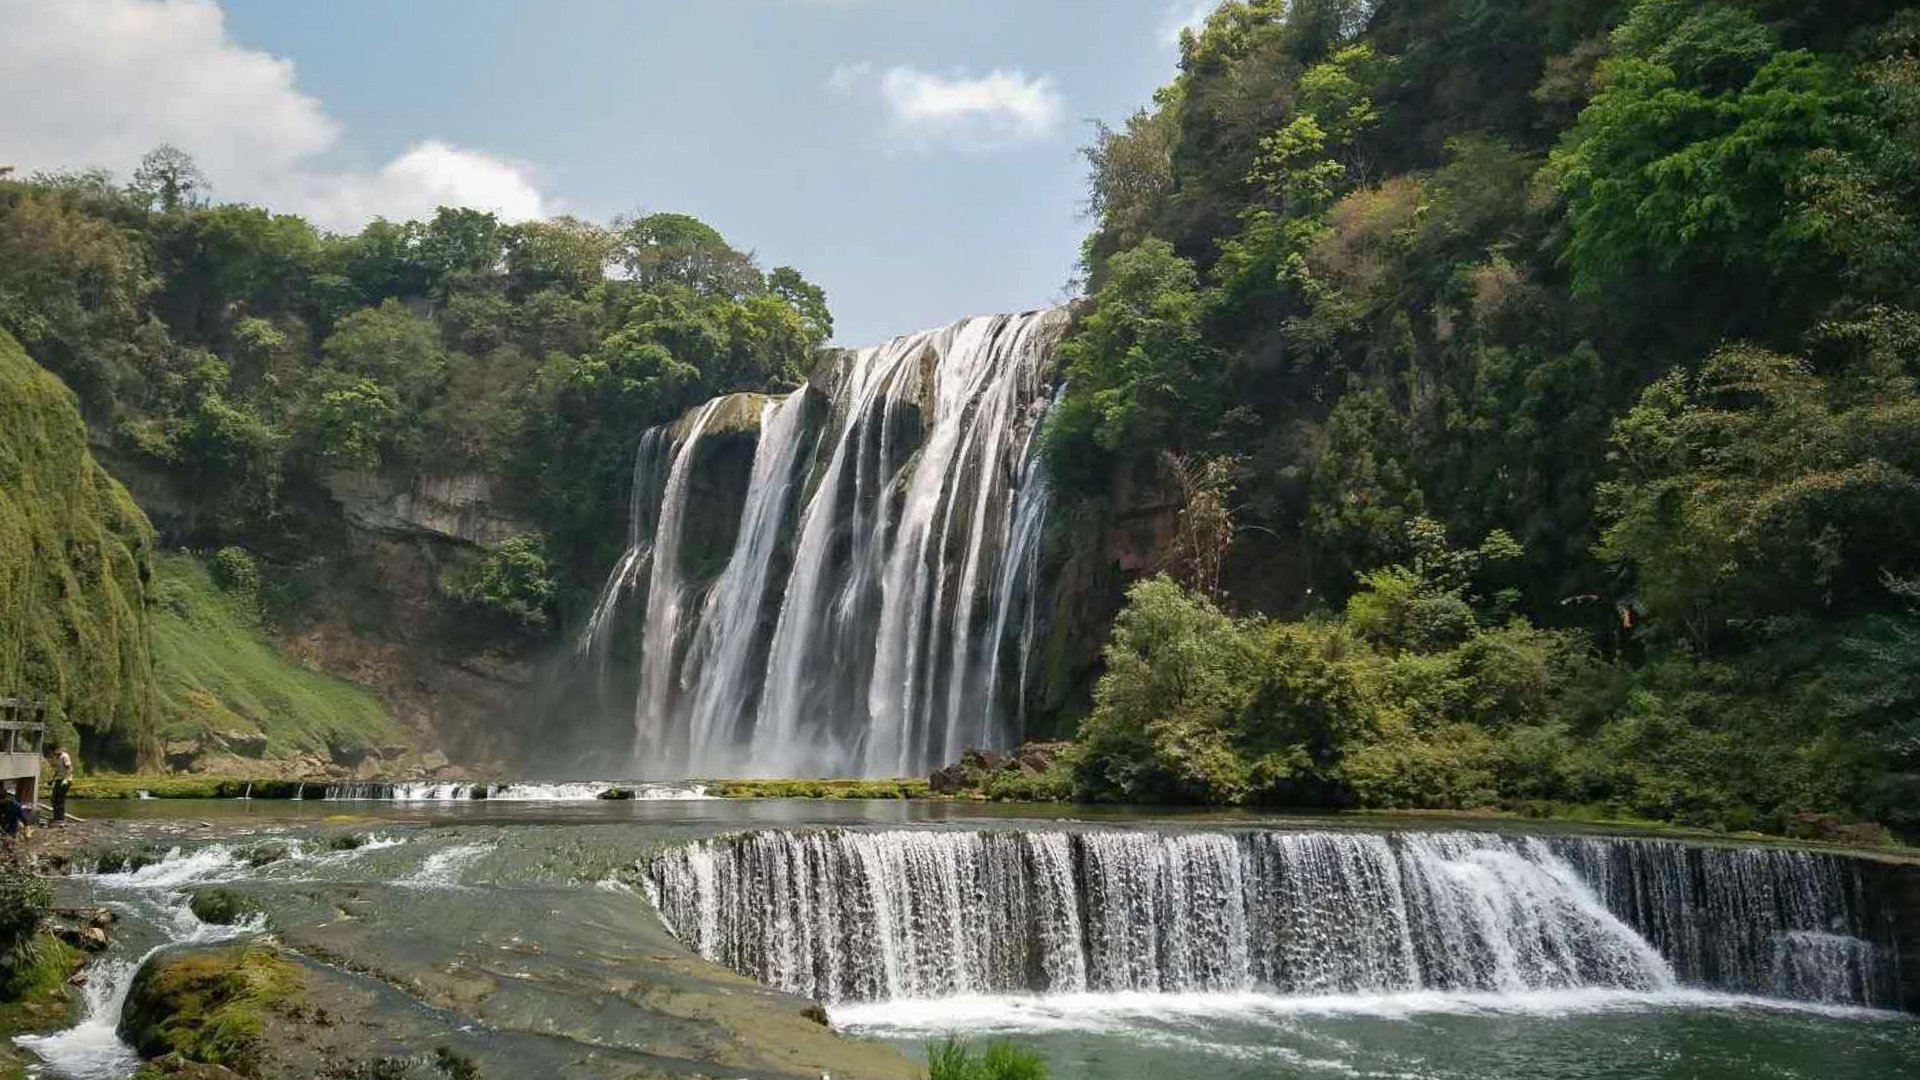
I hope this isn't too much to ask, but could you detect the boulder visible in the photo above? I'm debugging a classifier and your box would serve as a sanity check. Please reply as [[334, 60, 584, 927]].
[[119, 946, 301, 1076]]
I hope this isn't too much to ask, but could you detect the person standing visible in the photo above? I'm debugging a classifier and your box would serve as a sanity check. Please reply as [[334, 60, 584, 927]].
[[0, 784, 23, 844], [47, 743, 71, 824]]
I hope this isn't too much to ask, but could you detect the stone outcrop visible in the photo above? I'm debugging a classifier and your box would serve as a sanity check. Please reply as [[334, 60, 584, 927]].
[[323, 470, 534, 547]]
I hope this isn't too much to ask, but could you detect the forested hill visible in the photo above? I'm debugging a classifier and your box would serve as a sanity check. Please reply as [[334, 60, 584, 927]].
[[1037, 0, 1920, 840], [0, 170, 829, 611], [0, 160, 834, 766], [5, 0, 1920, 839]]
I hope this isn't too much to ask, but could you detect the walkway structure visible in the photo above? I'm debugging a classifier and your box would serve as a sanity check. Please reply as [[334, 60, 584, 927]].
[[0, 697, 47, 806]]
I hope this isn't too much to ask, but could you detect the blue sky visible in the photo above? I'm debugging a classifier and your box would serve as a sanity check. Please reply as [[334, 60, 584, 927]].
[[3, 0, 1219, 344]]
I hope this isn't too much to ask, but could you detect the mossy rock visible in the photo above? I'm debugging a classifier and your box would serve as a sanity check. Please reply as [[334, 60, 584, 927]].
[[93, 846, 167, 875], [0, 934, 85, 1034], [118, 946, 301, 1076], [596, 787, 635, 801], [326, 834, 366, 852], [242, 845, 288, 869], [187, 890, 262, 927]]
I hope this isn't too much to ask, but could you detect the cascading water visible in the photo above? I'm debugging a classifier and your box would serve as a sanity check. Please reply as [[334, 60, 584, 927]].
[[321, 780, 709, 801], [580, 308, 1071, 778], [644, 829, 1904, 1010]]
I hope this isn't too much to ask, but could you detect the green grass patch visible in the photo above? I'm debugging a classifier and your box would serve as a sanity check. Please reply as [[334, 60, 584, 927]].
[[708, 778, 930, 800], [148, 551, 404, 763], [927, 1036, 1049, 1080]]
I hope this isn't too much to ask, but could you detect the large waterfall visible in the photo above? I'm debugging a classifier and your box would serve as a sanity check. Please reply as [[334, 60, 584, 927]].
[[644, 829, 1903, 1009], [580, 309, 1070, 778]]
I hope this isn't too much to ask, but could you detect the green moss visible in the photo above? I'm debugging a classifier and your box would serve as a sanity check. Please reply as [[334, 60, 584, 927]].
[[0, 327, 160, 768], [187, 890, 262, 927], [118, 946, 302, 1075], [68, 777, 326, 800], [709, 778, 930, 800], [0, 934, 83, 1032], [148, 552, 403, 762]]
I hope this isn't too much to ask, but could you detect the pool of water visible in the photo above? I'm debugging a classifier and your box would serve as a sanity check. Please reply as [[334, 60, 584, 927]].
[[19, 798, 1920, 1080], [841, 989, 1920, 1079]]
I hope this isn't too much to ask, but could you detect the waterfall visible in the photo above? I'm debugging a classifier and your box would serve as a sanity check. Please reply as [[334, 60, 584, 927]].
[[321, 780, 708, 801], [644, 829, 1903, 1009], [681, 391, 814, 775], [589, 308, 1071, 778]]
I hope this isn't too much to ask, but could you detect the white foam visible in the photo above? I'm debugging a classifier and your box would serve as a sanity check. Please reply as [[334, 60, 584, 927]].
[[829, 988, 1907, 1037], [400, 842, 493, 888], [89, 844, 239, 889]]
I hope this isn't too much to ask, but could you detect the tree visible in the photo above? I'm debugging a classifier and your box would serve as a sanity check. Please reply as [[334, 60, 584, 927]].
[[612, 213, 763, 299], [1163, 452, 1239, 601], [1550, 3, 1860, 312], [1596, 344, 1920, 653], [129, 144, 209, 212], [1044, 238, 1219, 487], [767, 266, 832, 342]]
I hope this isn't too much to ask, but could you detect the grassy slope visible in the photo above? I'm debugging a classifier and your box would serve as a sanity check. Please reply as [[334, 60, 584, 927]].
[[149, 552, 403, 764], [0, 328, 159, 767]]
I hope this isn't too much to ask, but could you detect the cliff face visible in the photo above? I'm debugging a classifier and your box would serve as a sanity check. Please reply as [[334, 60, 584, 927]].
[[0, 328, 159, 768], [91, 441, 535, 774]]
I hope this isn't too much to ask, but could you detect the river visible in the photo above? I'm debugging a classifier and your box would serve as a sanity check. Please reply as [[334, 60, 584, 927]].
[[16, 794, 1920, 1079]]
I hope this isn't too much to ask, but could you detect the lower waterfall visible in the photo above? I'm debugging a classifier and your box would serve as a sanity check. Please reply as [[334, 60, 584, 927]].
[[644, 829, 1902, 1009]]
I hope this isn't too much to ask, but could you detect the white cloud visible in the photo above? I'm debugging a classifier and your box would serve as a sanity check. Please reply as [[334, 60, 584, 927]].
[[0, 0, 552, 230], [828, 62, 1064, 151], [1159, 0, 1221, 46]]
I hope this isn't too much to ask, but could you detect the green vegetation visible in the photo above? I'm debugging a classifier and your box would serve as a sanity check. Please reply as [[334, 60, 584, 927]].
[[0, 864, 81, 1080], [0, 162, 832, 648], [0, 932, 84, 1080], [0, 863, 52, 977], [148, 552, 403, 763], [1044, 0, 1920, 840], [439, 535, 558, 634], [0, 327, 159, 767], [118, 945, 302, 1075], [709, 778, 930, 800], [926, 1037, 1049, 1080]]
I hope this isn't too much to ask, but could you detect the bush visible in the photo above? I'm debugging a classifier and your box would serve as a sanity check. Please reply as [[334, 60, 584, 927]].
[[439, 535, 557, 635], [209, 546, 261, 602], [0, 862, 51, 960]]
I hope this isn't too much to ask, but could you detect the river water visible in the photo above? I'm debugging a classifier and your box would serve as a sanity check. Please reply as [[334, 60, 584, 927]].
[[18, 796, 1920, 1080]]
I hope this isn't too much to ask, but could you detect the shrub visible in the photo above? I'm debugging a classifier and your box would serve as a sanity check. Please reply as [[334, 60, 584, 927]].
[[0, 862, 51, 960], [440, 535, 557, 635]]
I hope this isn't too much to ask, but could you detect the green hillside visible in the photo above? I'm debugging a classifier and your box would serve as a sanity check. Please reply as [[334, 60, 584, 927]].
[[148, 552, 403, 768]]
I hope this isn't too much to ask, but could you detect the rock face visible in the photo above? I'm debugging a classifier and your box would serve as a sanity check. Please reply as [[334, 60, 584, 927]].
[[274, 532, 530, 769], [0, 328, 160, 768], [323, 470, 534, 547]]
